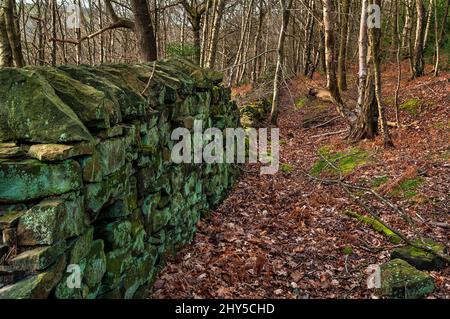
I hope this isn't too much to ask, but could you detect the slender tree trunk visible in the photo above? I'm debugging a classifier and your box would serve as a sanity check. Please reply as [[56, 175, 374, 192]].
[[438, 0, 449, 48], [350, 0, 378, 140], [303, 0, 315, 77], [206, 0, 225, 68], [423, 0, 433, 48], [4, 0, 24, 67], [76, 0, 82, 65], [338, 0, 350, 91], [434, 0, 440, 76], [51, 0, 56, 65], [357, 0, 369, 110], [192, 16, 201, 65], [402, 0, 414, 76], [413, 0, 425, 77], [269, 0, 292, 125], [181, 10, 186, 47], [0, 2, 12, 67], [251, 0, 264, 82], [98, 0, 104, 63], [394, 0, 402, 127], [228, 0, 255, 85], [370, 0, 393, 147], [200, 0, 211, 66], [322, 0, 341, 103]]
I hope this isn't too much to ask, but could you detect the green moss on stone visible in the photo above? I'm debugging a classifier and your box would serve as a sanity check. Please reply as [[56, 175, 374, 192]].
[[392, 239, 447, 270], [380, 258, 435, 299], [0, 68, 93, 143], [0, 159, 82, 203], [0, 255, 66, 299]]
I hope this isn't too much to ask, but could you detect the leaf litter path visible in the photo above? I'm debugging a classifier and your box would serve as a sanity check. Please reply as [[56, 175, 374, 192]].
[[151, 64, 449, 299]]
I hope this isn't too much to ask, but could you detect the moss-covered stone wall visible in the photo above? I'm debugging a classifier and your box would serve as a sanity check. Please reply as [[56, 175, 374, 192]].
[[0, 59, 240, 298]]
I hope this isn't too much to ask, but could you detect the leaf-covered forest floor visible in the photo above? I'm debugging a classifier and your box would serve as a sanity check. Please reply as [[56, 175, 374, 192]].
[[151, 61, 449, 299]]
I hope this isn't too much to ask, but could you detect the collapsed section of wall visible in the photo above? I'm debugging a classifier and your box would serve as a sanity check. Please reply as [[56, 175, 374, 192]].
[[0, 59, 240, 298]]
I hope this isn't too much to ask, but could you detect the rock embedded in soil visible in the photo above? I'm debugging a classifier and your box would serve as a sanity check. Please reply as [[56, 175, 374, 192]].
[[391, 239, 447, 271], [380, 258, 435, 299]]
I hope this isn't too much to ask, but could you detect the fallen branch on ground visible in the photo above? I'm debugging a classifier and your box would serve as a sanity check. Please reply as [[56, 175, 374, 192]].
[[310, 116, 340, 129], [310, 129, 348, 139], [300, 152, 450, 264], [429, 222, 450, 229]]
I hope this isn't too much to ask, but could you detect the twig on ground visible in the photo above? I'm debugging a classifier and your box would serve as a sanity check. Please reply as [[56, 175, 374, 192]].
[[429, 222, 450, 229], [232, 164, 260, 174], [310, 116, 340, 129], [310, 129, 349, 139]]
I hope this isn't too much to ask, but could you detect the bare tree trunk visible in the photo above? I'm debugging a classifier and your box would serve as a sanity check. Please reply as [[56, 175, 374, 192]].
[[200, 0, 211, 66], [402, 0, 414, 76], [303, 0, 315, 77], [0, 2, 12, 67], [251, 0, 264, 82], [206, 0, 225, 68], [423, 0, 433, 48], [228, 0, 255, 85], [413, 0, 425, 77], [433, 0, 440, 76], [131, 0, 157, 62], [76, 0, 82, 65], [350, 0, 378, 140], [181, 10, 186, 46], [338, 0, 350, 91], [322, 0, 341, 103], [394, 0, 402, 127], [370, 0, 393, 147], [269, 0, 292, 125], [438, 0, 449, 48], [51, 0, 57, 65], [98, 0, 104, 63], [357, 0, 369, 111], [181, 1, 206, 65], [4, 0, 24, 67]]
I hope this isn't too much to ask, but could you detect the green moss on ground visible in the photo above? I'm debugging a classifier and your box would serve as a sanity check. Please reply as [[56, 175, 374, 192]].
[[345, 211, 402, 244], [372, 175, 389, 188], [400, 98, 421, 115], [280, 163, 294, 174], [311, 146, 368, 176], [343, 245, 353, 255], [294, 98, 307, 111], [390, 177, 424, 198], [392, 239, 447, 270]]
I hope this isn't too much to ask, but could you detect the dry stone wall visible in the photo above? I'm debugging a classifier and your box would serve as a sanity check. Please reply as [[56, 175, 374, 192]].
[[0, 59, 240, 298]]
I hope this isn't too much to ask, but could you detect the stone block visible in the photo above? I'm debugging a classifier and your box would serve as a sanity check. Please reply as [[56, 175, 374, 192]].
[[0, 159, 82, 203]]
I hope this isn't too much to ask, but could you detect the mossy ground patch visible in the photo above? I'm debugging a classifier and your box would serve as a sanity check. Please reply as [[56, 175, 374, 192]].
[[400, 98, 421, 115], [311, 146, 368, 176]]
